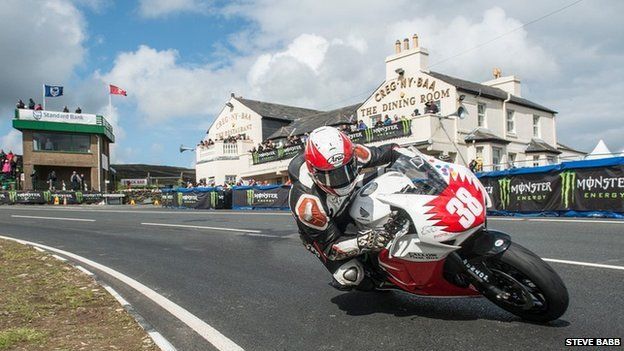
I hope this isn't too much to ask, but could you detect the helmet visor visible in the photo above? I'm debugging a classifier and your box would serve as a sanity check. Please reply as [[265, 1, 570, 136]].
[[313, 157, 358, 190]]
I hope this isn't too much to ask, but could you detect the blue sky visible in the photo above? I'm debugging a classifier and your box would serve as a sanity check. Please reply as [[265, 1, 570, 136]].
[[0, 0, 622, 167]]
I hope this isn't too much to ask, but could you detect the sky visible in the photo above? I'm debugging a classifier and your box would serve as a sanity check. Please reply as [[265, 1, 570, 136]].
[[0, 0, 622, 167]]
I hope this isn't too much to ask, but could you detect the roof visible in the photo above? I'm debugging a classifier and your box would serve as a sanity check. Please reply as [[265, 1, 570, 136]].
[[268, 103, 361, 139], [464, 128, 510, 144], [236, 97, 321, 122], [428, 72, 557, 114], [525, 138, 561, 154], [557, 142, 586, 154]]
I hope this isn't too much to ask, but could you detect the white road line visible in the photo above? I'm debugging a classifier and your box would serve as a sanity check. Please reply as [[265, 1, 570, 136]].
[[10, 214, 96, 222], [104, 285, 131, 306], [543, 258, 624, 271], [51, 254, 67, 262], [75, 265, 95, 276], [148, 331, 177, 351], [142, 222, 262, 234], [1, 206, 291, 216], [488, 218, 523, 221], [245, 233, 282, 238], [0, 235, 244, 351], [528, 218, 624, 224]]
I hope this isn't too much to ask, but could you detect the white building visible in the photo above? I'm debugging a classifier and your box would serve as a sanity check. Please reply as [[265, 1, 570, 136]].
[[196, 35, 584, 185]]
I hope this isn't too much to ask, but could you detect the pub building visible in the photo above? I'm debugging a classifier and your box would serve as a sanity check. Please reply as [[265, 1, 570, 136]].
[[12, 109, 115, 191], [196, 34, 584, 185]]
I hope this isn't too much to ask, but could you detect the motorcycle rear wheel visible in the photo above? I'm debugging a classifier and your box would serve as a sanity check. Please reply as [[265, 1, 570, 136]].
[[483, 243, 569, 322]]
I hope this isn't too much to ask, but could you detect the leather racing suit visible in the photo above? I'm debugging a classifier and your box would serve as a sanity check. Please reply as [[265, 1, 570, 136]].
[[288, 143, 399, 289]]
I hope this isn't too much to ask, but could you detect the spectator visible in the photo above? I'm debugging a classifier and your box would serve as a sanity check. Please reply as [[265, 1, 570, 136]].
[[70, 171, 80, 190], [475, 157, 483, 172], [44, 138, 54, 150], [75, 107, 82, 113], [28, 98, 35, 109], [79, 173, 85, 190], [6, 151, 14, 163], [35, 104, 43, 111], [62, 106, 69, 112], [0, 149, 5, 163], [412, 108, 420, 117], [30, 169, 37, 190], [16, 99, 25, 109], [357, 120, 367, 130], [375, 119, 384, 127], [424, 101, 439, 114], [62, 180, 67, 191], [383, 115, 392, 126], [393, 115, 399, 123], [469, 159, 477, 173], [47, 170, 57, 190], [1, 160, 10, 175]]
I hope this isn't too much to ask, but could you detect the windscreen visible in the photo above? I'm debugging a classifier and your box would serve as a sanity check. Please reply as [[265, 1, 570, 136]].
[[388, 154, 448, 195]]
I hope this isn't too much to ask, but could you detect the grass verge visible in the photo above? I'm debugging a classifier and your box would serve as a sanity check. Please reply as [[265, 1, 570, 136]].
[[0, 239, 158, 350]]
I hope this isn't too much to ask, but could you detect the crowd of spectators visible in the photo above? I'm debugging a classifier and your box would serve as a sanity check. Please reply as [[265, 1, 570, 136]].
[[198, 133, 249, 149], [16, 99, 82, 113], [188, 177, 277, 188], [0, 150, 19, 187], [251, 134, 306, 154]]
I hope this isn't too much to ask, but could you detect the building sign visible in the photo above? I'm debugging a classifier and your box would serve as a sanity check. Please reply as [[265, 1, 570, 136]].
[[18, 109, 97, 125], [213, 112, 254, 140], [359, 74, 453, 118], [252, 144, 304, 165], [121, 178, 148, 187]]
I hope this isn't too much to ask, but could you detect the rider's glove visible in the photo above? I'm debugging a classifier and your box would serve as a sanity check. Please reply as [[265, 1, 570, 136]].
[[357, 229, 392, 252]]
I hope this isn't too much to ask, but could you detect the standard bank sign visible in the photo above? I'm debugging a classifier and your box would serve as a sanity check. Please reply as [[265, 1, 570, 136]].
[[19, 109, 97, 125]]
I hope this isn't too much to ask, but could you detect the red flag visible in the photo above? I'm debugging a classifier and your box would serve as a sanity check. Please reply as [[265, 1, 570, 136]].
[[109, 84, 127, 96]]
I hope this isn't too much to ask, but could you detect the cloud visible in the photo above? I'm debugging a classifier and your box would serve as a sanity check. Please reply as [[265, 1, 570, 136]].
[[138, 0, 210, 18], [0, 130, 22, 154], [0, 0, 86, 108]]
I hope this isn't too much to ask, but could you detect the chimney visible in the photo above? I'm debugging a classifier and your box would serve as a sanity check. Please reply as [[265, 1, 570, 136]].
[[230, 92, 235, 97], [403, 38, 409, 51], [394, 40, 401, 54], [412, 34, 419, 48], [482, 70, 522, 97]]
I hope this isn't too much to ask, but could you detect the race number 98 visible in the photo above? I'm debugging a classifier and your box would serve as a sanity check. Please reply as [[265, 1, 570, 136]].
[[445, 187, 484, 229]]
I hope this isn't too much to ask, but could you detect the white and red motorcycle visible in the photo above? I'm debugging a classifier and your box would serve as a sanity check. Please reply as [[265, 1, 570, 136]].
[[350, 148, 569, 322]]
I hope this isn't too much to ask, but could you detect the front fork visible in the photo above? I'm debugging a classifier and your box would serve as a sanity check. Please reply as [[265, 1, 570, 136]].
[[444, 229, 512, 295]]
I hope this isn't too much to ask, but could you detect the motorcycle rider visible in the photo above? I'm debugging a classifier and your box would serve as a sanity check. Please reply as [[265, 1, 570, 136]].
[[288, 126, 399, 290]]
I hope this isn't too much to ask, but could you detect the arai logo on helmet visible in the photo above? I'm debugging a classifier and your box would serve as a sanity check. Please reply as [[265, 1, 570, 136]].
[[327, 153, 345, 166]]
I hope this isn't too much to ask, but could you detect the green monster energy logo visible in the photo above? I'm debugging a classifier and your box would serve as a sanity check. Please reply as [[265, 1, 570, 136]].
[[498, 178, 512, 209], [252, 153, 259, 164], [75, 191, 83, 204], [560, 170, 576, 208], [43, 191, 51, 203], [176, 192, 183, 206], [401, 119, 411, 134], [246, 189, 255, 206], [364, 128, 374, 142], [277, 147, 285, 158], [210, 192, 218, 208], [8, 191, 16, 203]]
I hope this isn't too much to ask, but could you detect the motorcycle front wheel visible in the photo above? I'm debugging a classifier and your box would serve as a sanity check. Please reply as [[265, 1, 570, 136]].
[[483, 243, 569, 322]]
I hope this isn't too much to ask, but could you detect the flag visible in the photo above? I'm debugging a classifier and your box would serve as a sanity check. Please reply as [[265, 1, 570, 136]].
[[44, 85, 64, 97], [109, 84, 127, 96]]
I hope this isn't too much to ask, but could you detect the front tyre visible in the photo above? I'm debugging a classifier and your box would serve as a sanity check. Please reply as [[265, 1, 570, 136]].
[[483, 243, 569, 322]]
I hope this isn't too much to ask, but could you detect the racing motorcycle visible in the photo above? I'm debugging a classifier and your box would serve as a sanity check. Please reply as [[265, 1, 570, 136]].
[[349, 148, 569, 322]]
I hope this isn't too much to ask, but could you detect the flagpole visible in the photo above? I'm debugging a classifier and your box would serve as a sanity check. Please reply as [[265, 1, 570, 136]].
[[108, 84, 112, 118], [42, 84, 45, 110]]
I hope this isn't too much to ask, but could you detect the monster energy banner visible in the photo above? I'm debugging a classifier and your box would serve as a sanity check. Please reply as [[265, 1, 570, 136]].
[[161, 192, 174, 207], [231, 186, 290, 209], [479, 160, 624, 214], [348, 120, 412, 144], [0, 191, 104, 205], [167, 189, 232, 209], [252, 144, 304, 165]]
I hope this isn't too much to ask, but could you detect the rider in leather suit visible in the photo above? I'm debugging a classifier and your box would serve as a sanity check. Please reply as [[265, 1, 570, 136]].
[[288, 126, 399, 290]]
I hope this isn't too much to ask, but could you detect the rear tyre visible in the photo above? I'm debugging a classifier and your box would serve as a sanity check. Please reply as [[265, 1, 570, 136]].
[[483, 243, 569, 322]]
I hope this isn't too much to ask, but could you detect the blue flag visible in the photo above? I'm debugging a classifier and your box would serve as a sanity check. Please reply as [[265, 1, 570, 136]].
[[44, 84, 64, 97]]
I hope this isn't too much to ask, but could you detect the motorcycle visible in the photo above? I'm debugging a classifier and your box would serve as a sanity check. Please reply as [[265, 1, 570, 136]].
[[349, 148, 569, 322]]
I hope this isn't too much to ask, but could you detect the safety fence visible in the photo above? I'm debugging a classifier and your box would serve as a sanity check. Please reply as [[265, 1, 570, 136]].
[[477, 157, 624, 218]]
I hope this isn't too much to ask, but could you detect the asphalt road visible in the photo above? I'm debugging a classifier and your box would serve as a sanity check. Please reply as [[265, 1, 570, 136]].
[[0, 205, 622, 350]]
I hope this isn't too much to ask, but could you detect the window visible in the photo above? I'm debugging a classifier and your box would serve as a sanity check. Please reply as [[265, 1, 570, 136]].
[[532, 155, 540, 167], [492, 147, 502, 171], [476, 146, 484, 159], [506, 110, 515, 134], [533, 115, 540, 137], [477, 103, 486, 127], [547, 155, 557, 165], [369, 114, 381, 126], [507, 153, 517, 168], [32, 132, 91, 153]]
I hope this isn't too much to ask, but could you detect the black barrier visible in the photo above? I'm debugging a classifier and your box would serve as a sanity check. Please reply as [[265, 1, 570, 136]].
[[166, 188, 232, 209], [231, 186, 290, 210], [478, 157, 624, 217], [0, 191, 105, 205]]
